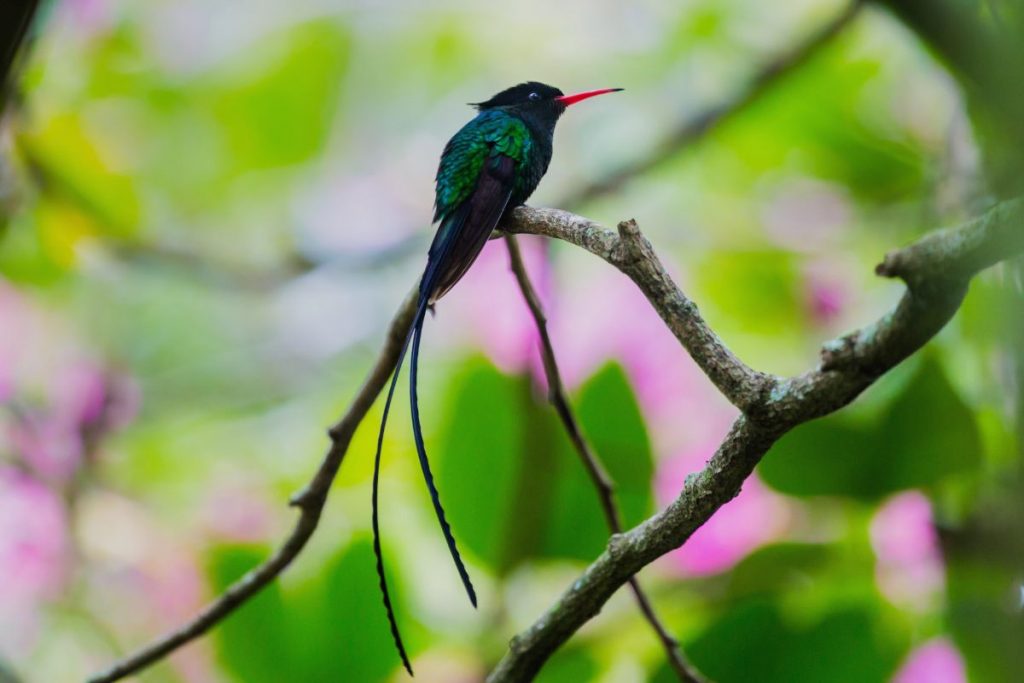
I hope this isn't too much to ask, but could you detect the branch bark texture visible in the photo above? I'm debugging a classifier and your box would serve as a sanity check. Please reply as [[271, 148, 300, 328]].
[[91, 196, 1024, 683], [504, 234, 706, 683], [488, 198, 1024, 681]]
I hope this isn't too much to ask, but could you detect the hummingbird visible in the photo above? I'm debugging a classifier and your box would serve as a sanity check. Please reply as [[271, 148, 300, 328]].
[[372, 81, 622, 674]]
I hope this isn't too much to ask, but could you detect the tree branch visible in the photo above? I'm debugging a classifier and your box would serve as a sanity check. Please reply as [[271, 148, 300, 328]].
[[503, 208, 775, 413], [91, 196, 1024, 682], [488, 197, 1024, 681], [503, 234, 706, 683], [558, 0, 863, 210]]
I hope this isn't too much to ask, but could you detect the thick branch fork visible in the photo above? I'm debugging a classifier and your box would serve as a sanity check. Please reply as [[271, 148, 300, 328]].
[[90, 198, 1024, 683], [489, 199, 1024, 681]]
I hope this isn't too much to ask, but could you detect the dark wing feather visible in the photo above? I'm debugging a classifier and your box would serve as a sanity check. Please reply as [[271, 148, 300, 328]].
[[423, 154, 516, 303]]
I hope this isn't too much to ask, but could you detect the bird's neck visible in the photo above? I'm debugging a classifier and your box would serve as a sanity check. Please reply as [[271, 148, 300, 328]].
[[512, 109, 558, 148]]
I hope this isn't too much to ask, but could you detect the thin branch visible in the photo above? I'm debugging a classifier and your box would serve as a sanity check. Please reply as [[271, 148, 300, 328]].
[[86, 287, 420, 683], [558, 0, 864, 210], [488, 198, 1024, 681], [503, 234, 707, 683]]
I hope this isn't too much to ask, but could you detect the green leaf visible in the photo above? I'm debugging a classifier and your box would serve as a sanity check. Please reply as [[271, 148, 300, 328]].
[[541, 363, 655, 561], [436, 359, 655, 571], [534, 646, 599, 683], [0, 213, 65, 283], [759, 356, 981, 499], [314, 537, 409, 683], [208, 538, 404, 683], [682, 600, 907, 683], [207, 20, 350, 170], [20, 115, 141, 238], [944, 504, 1024, 683], [722, 39, 927, 203], [695, 250, 803, 336], [436, 358, 528, 572], [208, 545, 293, 683], [758, 419, 883, 499], [726, 543, 833, 600]]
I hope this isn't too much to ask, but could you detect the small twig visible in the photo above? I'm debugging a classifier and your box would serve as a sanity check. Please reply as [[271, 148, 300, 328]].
[[504, 234, 707, 683], [86, 287, 420, 683], [558, 0, 864, 210]]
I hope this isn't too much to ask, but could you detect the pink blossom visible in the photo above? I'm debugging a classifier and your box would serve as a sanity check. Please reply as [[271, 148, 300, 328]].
[[61, 0, 117, 37], [54, 363, 140, 437], [548, 266, 735, 453], [805, 273, 846, 326], [870, 492, 945, 611], [6, 410, 84, 482], [202, 482, 276, 543], [0, 467, 68, 649], [801, 257, 858, 329], [762, 179, 852, 252], [145, 551, 205, 625], [5, 364, 139, 482], [657, 441, 791, 575], [438, 236, 547, 374], [892, 638, 966, 683], [56, 363, 110, 428], [442, 246, 737, 473]]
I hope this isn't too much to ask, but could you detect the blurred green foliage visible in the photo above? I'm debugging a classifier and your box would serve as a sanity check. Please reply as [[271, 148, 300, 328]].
[[2, 1, 1022, 682], [438, 360, 653, 572], [760, 355, 982, 499], [210, 538, 405, 683]]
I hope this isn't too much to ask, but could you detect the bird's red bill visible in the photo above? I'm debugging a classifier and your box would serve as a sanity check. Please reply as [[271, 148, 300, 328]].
[[555, 87, 624, 107]]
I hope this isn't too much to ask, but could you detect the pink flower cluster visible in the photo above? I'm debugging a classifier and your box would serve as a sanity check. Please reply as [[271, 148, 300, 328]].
[[0, 279, 138, 651], [0, 467, 67, 649], [870, 491, 946, 612], [893, 638, 966, 683]]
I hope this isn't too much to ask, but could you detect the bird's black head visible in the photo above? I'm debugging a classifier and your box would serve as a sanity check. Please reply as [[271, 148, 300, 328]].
[[473, 82, 565, 111], [472, 81, 622, 131]]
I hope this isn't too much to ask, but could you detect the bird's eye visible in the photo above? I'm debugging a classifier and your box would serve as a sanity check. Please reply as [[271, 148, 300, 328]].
[[528, 92, 541, 101]]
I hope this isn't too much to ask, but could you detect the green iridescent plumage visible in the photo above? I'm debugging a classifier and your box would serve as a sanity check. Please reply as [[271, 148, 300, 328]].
[[434, 110, 534, 221]]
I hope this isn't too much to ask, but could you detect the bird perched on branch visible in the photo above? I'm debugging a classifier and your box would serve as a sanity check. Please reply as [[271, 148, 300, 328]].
[[372, 81, 622, 674]]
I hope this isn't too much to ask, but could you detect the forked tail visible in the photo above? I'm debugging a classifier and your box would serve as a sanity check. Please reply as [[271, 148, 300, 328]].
[[372, 293, 477, 675]]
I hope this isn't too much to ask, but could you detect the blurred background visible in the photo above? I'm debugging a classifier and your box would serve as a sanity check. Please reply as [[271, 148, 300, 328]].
[[1, 0, 1022, 681]]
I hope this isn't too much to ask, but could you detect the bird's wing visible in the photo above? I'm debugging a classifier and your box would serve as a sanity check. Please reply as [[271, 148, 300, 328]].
[[423, 153, 516, 302], [425, 113, 529, 302]]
